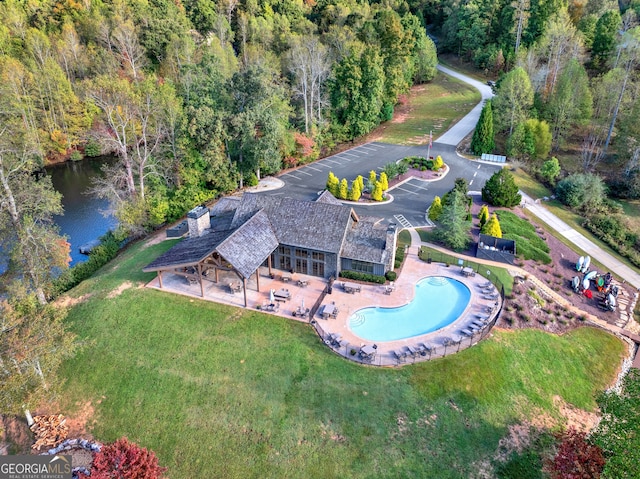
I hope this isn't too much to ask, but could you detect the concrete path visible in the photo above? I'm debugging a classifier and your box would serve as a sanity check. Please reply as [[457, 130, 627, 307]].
[[435, 64, 640, 292], [434, 65, 494, 146], [520, 192, 640, 290]]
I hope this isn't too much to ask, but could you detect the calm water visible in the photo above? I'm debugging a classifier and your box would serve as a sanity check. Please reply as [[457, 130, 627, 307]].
[[48, 157, 117, 266], [348, 276, 471, 342]]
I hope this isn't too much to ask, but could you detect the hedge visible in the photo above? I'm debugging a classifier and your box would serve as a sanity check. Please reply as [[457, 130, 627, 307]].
[[339, 270, 386, 284]]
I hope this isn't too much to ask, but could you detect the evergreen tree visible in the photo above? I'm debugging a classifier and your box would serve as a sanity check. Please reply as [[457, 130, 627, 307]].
[[368, 170, 377, 188], [433, 155, 444, 170], [482, 169, 522, 207], [493, 67, 534, 135], [356, 175, 365, 193], [478, 204, 490, 228], [326, 171, 339, 196], [428, 196, 443, 221], [471, 100, 495, 155], [591, 11, 622, 71], [349, 179, 362, 201], [435, 193, 470, 251], [482, 213, 502, 238], [338, 178, 349, 200], [379, 171, 389, 190], [371, 181, 383, 201]]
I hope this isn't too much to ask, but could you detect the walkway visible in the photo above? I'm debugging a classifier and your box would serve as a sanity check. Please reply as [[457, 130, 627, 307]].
[[434, 65, 494, 146], [520, 192, 640, 290], [436, 64, 640, 292]]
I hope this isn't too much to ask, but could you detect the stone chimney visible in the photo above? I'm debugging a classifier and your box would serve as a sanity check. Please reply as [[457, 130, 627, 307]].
[[187, 205, 210, 238], [384, 223, 398, 272]]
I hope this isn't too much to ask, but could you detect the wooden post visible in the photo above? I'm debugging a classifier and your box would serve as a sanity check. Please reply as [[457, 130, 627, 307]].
[[256, 269, 260, 292], [242, 278, 248, 307], [215, 268, 219, 283], [268, 255, 273, 276], [198, 264, 204, 297], [158, 271, 163, 288]]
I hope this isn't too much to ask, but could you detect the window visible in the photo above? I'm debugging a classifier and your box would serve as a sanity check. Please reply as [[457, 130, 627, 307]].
[[295, 248, 307, 258], [312, 251, 324, 261], [351, 260, 374, 274], [312, 261, 325, 277], [278, 246, 291, 256]]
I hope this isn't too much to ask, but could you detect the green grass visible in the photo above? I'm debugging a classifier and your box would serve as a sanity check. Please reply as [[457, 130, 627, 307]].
[[512, 169, 553, 200], [397, 229, 412, 248], [496, 210, 552, 264], [376, 72, 481, 145], [56, 241, 626, 478]]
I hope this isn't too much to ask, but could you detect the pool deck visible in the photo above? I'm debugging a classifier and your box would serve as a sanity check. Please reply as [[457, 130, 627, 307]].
[[145, 245, 502, 366]]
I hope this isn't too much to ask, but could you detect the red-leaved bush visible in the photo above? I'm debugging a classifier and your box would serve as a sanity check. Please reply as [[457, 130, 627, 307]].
[[89, 437, 166, 479], [549, 428, 605, 479]]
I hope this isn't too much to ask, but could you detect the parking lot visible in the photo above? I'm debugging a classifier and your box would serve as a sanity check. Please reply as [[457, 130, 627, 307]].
[[263, 141, 502, 229]]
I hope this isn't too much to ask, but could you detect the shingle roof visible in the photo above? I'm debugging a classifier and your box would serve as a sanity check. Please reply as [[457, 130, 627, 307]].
[[341, 216, 389, 264], [210, 196, 241, 216], [216, 210, 279, 278], [315, 190, 343, 205], [231, 193, 353, 253], [143, 228, 235, 271]]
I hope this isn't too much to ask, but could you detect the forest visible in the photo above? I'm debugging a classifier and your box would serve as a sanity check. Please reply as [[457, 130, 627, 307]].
[[2, 0, 640, 300]]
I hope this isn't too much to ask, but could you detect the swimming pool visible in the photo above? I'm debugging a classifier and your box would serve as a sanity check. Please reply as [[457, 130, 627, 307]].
[[348, 276, 471, 342]]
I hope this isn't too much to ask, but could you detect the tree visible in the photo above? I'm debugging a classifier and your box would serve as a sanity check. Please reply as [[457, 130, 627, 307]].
[[349, 178, 361, 201], [287, 35, 330, 133], [591, 368, 640, 478], [549, 428, 605, 479], [546, 59, 592, 149], [591, 10, 622, 70], [338, 178, 348, 200], [326, 171, 339, 196], [435, 191, 470, 251], [478, 204, 490, 228], [482, 169, 522, 207], [433, 155, 444, 170], [540, 157, 561, 185], [555, 173, 607, 213], [371, 180, 383, 201], [89, 437, 167, 479], [356, 175, 365, 194], [471, 100, 495, 155], [481, 213, 502, 237], [524, 118, 552, 162], [379, 171, 389, 190], [368, 170, 377, 191], [329, 46, 385, 139], [0, 296, 77, 415], [428, 196, 443, 221], [493, 67, 534, 135]]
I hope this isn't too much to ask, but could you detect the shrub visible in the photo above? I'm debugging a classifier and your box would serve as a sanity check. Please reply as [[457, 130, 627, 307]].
[[245, 172, 259, 187], [383, 162, 399, 179], [394, 247, 405, 269], [70, 150, 83, 161], [385, 271, 397, 281], [89, 437, 167, 479], [339, 270, 385, 284], [428, 196, 443, 221], [555, 173, 606, 213], [482, 169, 522, 207], [84, 139, 101, 157]]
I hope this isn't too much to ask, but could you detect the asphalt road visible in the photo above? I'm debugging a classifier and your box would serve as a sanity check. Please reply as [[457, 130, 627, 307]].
[[264, 141, 501, 228]]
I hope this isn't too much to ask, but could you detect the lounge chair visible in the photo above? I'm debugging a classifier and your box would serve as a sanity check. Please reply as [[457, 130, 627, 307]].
[[406, 345, 418, 357], [480, 280, 492, 288], [471, 320, 485, 329], [461, 328, 474, 337]]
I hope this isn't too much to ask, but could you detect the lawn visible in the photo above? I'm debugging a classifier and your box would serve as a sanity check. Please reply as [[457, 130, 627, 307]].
[[374, 72, 480, 145], [496, 210, 552, 264], [57, 240, 625, 478]]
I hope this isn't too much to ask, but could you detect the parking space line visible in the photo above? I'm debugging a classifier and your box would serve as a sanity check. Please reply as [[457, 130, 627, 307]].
[[341, 152, 360, 158], [473, 171, 477, 177], [335, 155, 353, 161], [395, 187, 419, 195], [477, 164, 481, 169], [315, 163, 332, 168], [357, 145, 378, 151], [297, 170, 313, 176], [284, 174, 303, 180], [306, 166, 322, 172], [469, 180, 474, 185], [324, 159, 341, 165]]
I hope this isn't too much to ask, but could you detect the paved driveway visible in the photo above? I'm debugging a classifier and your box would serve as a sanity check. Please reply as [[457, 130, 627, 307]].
[[265, 141, 501, 228]]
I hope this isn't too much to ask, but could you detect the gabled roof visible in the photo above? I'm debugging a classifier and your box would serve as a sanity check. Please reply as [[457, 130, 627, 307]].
[[315, 190, 343, 205], [231, 193, 354, 253], [143, 228, 235, 271], [341, 216, 389, 264], [216, 210, 279, 278]]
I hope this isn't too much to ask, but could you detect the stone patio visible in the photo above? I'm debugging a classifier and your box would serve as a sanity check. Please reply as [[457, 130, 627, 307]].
[[145, 245, 502, 366]]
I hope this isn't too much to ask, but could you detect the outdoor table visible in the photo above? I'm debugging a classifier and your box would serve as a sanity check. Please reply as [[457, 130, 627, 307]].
[[343, 282, 361, 293], [462, 267, 474, 277], [282, 275, 291, 282], [360, 345, 376, 356], [274, 289, 290, 301], [322, 303, 336, 319]]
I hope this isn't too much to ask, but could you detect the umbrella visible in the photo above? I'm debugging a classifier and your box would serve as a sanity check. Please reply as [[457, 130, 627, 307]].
[[301, 298, 305, 310], [270, 289, 275, 304]]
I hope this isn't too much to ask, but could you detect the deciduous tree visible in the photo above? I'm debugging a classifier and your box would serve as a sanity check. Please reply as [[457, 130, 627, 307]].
[[493, 67, 534, 135]]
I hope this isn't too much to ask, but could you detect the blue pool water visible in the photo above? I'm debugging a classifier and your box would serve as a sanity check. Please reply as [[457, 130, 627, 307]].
[[349, 276, 471, 342]]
